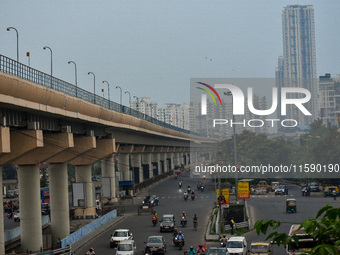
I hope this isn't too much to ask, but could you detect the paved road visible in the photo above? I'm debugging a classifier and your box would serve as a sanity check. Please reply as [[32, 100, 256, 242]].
[[76, 170, 216, 255], [245, 183, 339, 255], [3, 212, 20, 230]]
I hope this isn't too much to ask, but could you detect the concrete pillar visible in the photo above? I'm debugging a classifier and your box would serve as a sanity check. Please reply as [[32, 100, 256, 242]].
[[181, 152, 185, 165], [75, 165, 94, 208], [142, 152, 153, 179], [152, 153, 160, 176], [119, 154, 130, 181], [17, 164, 43, 252], [49, 163, 70, 244], [191, 152, 197, 164], [102, 156, 116, 198], [160, 153, 167, 173], [131, 153, 142, 183], [0, 167, 4, 255], [169, 152, 174, 170]]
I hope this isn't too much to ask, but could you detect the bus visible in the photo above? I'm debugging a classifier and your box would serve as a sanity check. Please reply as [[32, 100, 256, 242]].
[[286, 224, 318, 254]]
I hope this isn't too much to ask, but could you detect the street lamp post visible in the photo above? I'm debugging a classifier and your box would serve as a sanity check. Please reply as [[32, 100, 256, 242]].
[[115, 86, 122, 106], [102, 80, 110, 108], [6, 27, 19, 62], [88, 72, 96, 104], [125, 91, 131, 108], [68, 61, 77, 97], [43, 46, 53, 89], [43, 46, 53, 76], [125, 91, 131, 114], [133, 96, 139, 111], [224, 91, 238, 201]]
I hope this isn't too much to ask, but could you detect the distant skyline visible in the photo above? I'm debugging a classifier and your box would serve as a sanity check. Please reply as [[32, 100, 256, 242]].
[[1, 0, 340, 106]]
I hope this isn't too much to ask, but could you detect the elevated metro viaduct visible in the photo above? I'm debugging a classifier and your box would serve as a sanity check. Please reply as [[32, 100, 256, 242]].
[[0, 69, 216, 253]]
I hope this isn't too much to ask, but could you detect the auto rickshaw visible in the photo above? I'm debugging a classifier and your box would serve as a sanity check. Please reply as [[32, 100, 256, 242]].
[[286, 198, 296, 213], [324, 186, 339, 197]]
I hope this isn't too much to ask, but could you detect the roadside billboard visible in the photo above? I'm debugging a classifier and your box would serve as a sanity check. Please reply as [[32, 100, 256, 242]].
[[216, 188, 229, 205], [238, 182, 250, 199]]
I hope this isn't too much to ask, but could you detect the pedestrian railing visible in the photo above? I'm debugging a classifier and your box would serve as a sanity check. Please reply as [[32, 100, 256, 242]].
[[224, 221, 248, 231]]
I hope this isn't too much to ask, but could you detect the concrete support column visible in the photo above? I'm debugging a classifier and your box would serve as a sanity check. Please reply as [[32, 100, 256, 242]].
[[191, 152, 197, 164], [160, 153, 167, 173], [169, 152, 174, 170], [131, 153, 142, 183], [17, 164, 43, 252], [49, 163, 70, 244], [142, 152, 153, 179], [119, 154, 130, 181], [75, 165, 94, 208], [181, 152, 185, 165], [0, 167, 4, 255], [102, 156, 117, 198], [152, 153, 160, 176]]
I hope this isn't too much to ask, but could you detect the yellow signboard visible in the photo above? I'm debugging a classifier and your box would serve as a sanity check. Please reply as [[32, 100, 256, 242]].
[[238, 182, 250, 199], [216, 189, 229, 204]]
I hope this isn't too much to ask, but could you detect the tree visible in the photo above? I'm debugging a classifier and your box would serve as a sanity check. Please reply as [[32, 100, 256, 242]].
[[254, 205, 340, 254]]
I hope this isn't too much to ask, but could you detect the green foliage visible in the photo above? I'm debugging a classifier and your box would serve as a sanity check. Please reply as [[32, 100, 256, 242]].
[[254, 205, 340, 254]]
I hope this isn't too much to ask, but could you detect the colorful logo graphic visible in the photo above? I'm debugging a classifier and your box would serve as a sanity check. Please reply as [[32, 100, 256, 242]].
[[196, 82, 222, 106]]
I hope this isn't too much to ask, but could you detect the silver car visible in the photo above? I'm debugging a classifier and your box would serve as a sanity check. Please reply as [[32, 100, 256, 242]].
[[116, 240, 137, 255]]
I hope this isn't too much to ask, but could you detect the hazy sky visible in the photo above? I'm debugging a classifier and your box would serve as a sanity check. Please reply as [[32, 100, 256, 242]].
[[1, 0, 340, 106]]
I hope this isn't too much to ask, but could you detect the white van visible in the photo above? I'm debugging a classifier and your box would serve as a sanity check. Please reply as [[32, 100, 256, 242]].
[[116, 240, 137, 255], [226, 236, 247, 255]]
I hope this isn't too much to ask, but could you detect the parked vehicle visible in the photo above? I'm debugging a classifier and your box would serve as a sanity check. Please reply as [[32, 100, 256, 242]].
[[159, 214, 175, 232], [226, 236, 247, 255], [255, 188, 267, 195], [275, 185, 288, 195], [324, 186, 339, 197], [249, 241, 273, 255], [144, 236, 166, 254], [286, 198, 297, 213], [110, 229, 133, 248], [116, 240, 137, 255]]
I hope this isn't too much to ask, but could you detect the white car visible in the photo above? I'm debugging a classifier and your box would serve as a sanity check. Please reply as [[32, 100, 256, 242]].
[[110, 229, 133, 248], [116, 240, 137, 255], [226, 236, 247, 255]]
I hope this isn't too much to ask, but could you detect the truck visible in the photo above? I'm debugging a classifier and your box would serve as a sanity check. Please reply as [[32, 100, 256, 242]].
[[256, 181, 271, 193]]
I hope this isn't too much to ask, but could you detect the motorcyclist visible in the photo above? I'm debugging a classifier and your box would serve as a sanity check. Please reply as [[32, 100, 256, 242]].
[[86, 247, 95, 255], [184, 191, 188, 200], [175, 231, 185, 244], [179, 180, 182, 188], [196, 245, 205, 254], [220, 234, 228, 246], [181, 211, 187, 219], [191, 190, 195, 196], [332, 189, 337, 200], [152, 211, 158, 219], [187, 246, 196, 255]]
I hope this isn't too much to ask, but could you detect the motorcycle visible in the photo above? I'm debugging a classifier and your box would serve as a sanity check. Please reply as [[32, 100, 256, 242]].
[[152, 216, 158, 226], [181, 217, 187, 227], [184, 194, 188, 201], [191, 194, 195, 200], [200, 186, 204, 192], [187, 187, 191, 193], [7, 212, 12, 219], [220, 241, 227, 247], [179, 181, 182, 189], [176, 238, 184, 250]]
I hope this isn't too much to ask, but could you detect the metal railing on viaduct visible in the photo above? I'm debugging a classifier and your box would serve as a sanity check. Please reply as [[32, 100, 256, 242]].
[[0, 54, 194, 135]]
